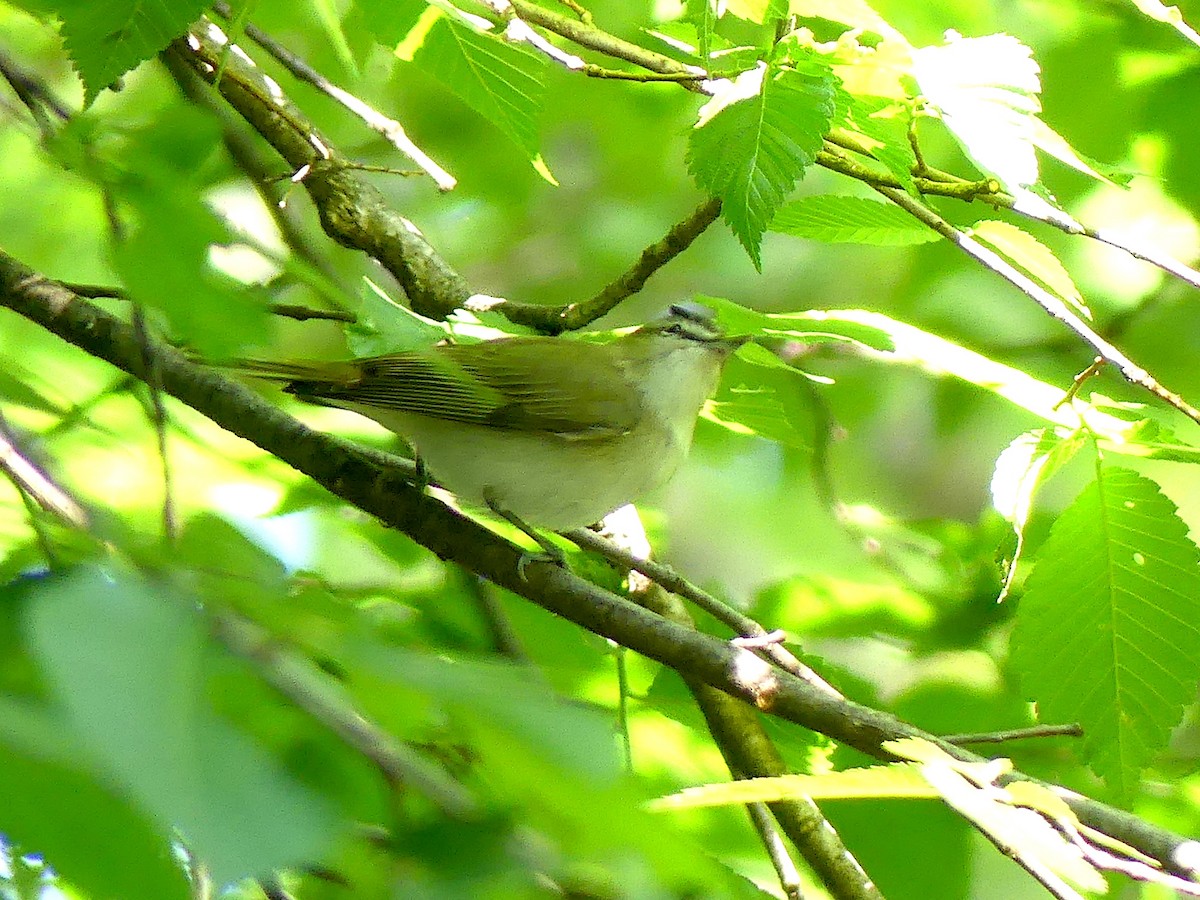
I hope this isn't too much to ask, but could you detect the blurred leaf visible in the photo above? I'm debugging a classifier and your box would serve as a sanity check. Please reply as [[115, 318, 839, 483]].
[[897, 740, 1107, 895], [771, 195, 938, 245], [310, 0, 358, 76], [354, 0, 428, 47], [970, 220, 1088, 320], [347, 277, 451, 356], [688, 58, 837, 268], [0, 699, 190, 900], [49, 0, 210, 104], [25, 566, 339, 885], [788, 0, 908, 41], [1129, 0, 1200, 47], [651, 763, 935, 810], [1010, 466, 1200, 798]]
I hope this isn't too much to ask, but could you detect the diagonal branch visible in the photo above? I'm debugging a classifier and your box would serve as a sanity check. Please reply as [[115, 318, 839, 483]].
[[3, 236, 1195, 893], [875, 184, 1200, 425], [173, 23, 473, 321]]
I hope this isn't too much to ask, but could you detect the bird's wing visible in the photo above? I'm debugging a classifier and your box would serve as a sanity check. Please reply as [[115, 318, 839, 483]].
[[278, 339, 641, 437]]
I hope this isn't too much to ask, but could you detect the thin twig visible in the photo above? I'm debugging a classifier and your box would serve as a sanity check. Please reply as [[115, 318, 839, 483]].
[[876, 184, 1200, 425], [209, 3, 456, 191], [460, 570, 530, 661], [509, 0, 705, 78], [943, 723, 1083, 745], [268, 303, 357, 322], [0, 412, 89, 530], [743, 798, 805, 899], [212, 610, 480, 819], [564, 526, 843, 699], [0, 45, 71, 135], [485, 198, 723, 333]]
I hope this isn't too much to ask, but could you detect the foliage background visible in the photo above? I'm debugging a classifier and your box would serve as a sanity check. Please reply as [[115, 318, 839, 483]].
[[3, 0, 1200, 898]]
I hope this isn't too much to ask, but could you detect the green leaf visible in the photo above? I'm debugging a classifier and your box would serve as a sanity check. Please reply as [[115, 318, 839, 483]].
[[683, 0, 718, 60], [113, 187, 272, 355], [650, 763, 935, 810], [912, 33, 1041, 191], [355, 0, 429, 47], [770, 195, 938, 245], [989, 428, 1084, 600], [970, 220, 1089, 320], [687, 60, 836, 269], [705, 354, 813, 449], [25, 566, 339, 885], [695, 295, 895, 352], [1010, 466, 1200, 798], [408, 13, 547, 171], [1129, 0, 1200, 48], [787, 0, 907, 42], [0, 700, 190, 900], [841, 94, 918, 192], [347, 277, 451, 356], [49, 0, 210, 105]]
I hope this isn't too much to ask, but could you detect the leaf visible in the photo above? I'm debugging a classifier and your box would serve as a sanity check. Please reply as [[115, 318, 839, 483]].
[[113, 187, 271, 355], [693, 296, 894, 353], [1129, 0, 1200, 48], [649, 764, 936, 811], [970, 220, 1089, 320], [1010, 466, 1200, 798], [688, 59, 837, 269], [841, 94, 918, 192], [912, 752, 1105, 896], [347, 277, 451, 356], [51, 0, 211, 105], [770, 195, 938, 245], [26, 566, 339, 885], [990, 428, 1084, 600], [310, 0, 359, 76], [408, 13, 548, 172], [912, 33, 1041, 191], [787, 0, 908, 42], [705, 354, 814, 449], [0, 700, 190, 900], [683, 0, 718, 60], [354, 0, 428, 47]]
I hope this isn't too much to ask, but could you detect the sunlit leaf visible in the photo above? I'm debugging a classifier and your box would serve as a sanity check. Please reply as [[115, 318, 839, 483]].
[[787, 0, 909, 42], [990, 428, 1084, 600], [913, 33, 1041, 191], [1129, 0, 1200, 48], [408, 13, 548, 173], [650, 764, 935, 810], [970, 220, 1089, 320], [1010, 466, 1200, 798], [771, 195, 938, 245], [688, 59, 837, 268]]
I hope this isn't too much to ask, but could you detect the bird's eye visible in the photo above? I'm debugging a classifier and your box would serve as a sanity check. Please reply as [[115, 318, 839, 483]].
[[664, 323, 684, 336]]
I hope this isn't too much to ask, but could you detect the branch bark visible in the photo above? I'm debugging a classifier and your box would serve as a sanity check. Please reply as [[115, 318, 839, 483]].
[[1, 250, 1194, 883]]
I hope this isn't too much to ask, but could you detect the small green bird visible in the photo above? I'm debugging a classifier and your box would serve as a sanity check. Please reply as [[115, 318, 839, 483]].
[[241, 303, 746, 531]]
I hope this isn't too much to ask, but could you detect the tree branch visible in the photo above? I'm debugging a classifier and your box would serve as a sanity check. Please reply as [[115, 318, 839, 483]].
[[3, 251, 1195, 886], [172, 24, 473, 321]]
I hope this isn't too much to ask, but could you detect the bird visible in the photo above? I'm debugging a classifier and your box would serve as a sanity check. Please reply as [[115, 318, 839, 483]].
[[237, 302, 746, 533]]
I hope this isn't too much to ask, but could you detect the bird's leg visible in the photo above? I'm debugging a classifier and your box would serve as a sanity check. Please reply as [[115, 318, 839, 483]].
[[413, 453, 431, 490], [483, 491, 567, 576]]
